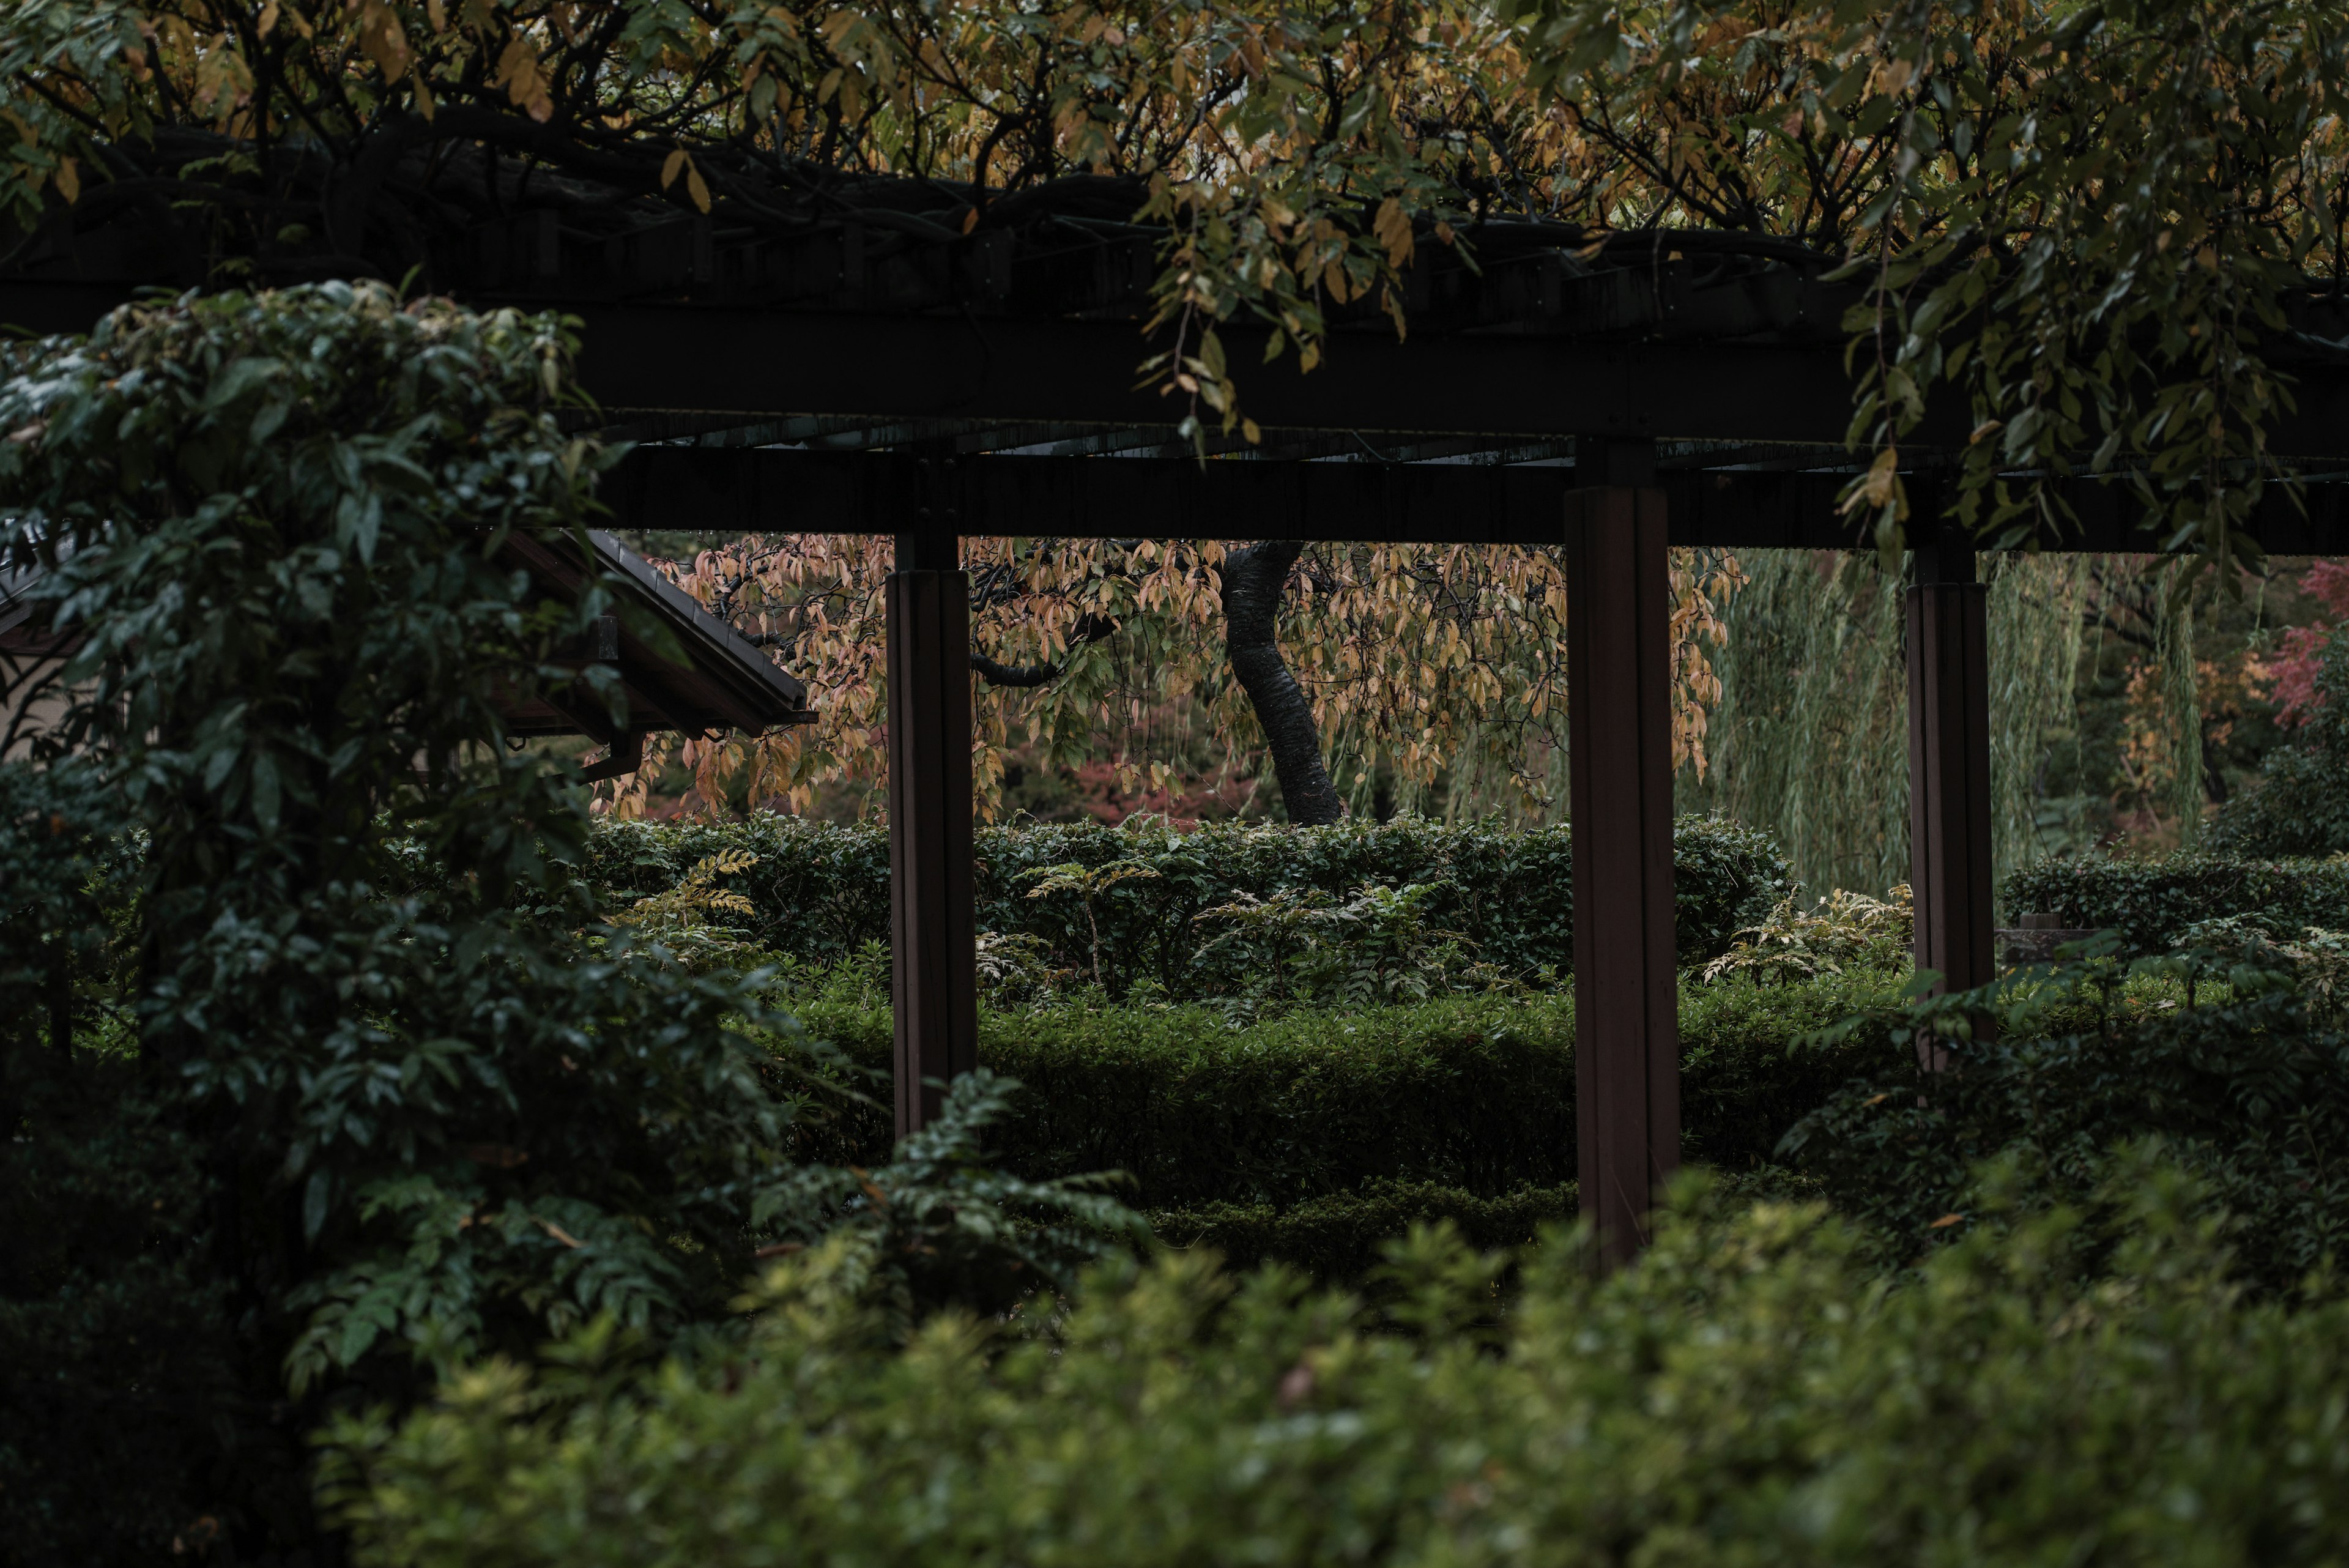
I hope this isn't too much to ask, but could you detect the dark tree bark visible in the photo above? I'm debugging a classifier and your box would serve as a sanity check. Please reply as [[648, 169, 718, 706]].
[[1221, 540, 1345, 825]]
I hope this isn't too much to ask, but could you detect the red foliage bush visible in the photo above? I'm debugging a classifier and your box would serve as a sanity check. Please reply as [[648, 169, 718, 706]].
[[2268, 560, 2349, 727]]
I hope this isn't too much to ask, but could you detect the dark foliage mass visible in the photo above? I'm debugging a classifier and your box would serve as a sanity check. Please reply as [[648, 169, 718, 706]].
[[0, 288, 1124, 1567], [1786, 957, 2349, 1295], [586, 812, 1792, 994], [2210, 623, 2349, 856]]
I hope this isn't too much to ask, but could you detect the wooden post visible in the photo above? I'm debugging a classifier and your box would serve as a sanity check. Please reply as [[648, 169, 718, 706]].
[[1906, 527, 1995, 1044], [887, 521, 976, 1137], [1566, 455, 1679, 1265]]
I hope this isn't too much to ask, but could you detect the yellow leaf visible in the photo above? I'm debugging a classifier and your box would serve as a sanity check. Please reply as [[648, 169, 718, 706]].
[[358, 0, 410, 80], [962, 204, 979, 234], [494, 37, 554, 122], [411, 62, 435, 121], [258, 0, 279, 37], [1928, 1213, 1964, 1229], [54, 155, 77, 204], [661, 148, 686, 189], [686, 164, 711, 214]]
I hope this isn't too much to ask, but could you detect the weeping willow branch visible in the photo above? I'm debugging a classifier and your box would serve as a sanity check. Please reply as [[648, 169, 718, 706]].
[[1699, 551, 2104, 901], [1986, 553, 2093, 883], [1700, 552, 1912, 898], [2159, 567, 2206, 849]]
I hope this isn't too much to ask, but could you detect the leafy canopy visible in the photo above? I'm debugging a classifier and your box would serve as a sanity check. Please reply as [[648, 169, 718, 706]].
[[6, 0, 2347, 574]]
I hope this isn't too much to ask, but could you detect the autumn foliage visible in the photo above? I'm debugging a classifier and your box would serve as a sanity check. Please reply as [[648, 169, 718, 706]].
[[603, 535, 1744, 822], [2268, 560, 2349, 728]]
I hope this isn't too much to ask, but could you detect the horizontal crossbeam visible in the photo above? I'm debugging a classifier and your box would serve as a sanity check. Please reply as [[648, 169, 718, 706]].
[[13, 280, 2349, 459], [603, 444, 2349, 553]]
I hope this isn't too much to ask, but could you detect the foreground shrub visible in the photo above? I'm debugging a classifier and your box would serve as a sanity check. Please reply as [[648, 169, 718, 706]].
[[334, 1168, 2349, 1567], [2002, 852, 2349, 955], [1785, 958, 2349, 1291], [585, 812, 1792, 995]]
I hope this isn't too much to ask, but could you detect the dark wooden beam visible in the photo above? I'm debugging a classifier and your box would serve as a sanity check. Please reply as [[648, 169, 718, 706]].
[[13, 279, 2349, 456], [601, 444, 2349, 554], [886, 562, 978, 1135], [1906, 519, 1997, 1053], [1566, 473, 1680, 1263], [565, 303, 1911, 447]]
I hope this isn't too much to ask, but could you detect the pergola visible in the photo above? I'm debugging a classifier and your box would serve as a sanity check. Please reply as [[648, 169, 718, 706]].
[[10, 199, 2349, 1258]]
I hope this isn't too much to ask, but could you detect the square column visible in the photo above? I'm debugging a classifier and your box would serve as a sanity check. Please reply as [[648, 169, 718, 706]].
[[1566, 481, 1680, 1264], [886, 556, 977, 1136], [1905, 536, 1995, 1019]]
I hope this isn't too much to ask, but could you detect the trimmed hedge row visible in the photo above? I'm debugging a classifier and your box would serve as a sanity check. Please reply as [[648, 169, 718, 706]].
[[588, 814, 1792, 992], [2002, 853, 2349, 954], [1146, 1180, 1577, 1279], [779, 967, 1910, 1209]]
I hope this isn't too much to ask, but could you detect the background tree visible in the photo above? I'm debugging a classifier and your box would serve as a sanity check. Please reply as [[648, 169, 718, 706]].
[[612, 532, 1743, 823]]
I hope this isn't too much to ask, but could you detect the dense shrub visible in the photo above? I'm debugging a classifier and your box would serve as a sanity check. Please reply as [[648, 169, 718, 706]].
[[777, 963, 1911, 1208], [335, 1171, 2349, 1568], [1784, 959, 2349, 1292], [0, 288, 1121, 1563], [585, 814, 1792, 995], [2002, 852, 2349, 954]]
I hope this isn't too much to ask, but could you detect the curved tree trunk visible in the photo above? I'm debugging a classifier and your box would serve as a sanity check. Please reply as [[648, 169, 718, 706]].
[[1221, 540, 1345, 825]]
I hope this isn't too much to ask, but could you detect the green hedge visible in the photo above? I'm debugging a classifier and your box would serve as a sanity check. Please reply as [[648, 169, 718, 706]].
[[1145, 1180, 1578, 1279], [587, 814, 1791, 993], [2002, 853, 2349, 954], [1784, 973, 2349, 1293], [781, 967, 1909, 1209]]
